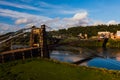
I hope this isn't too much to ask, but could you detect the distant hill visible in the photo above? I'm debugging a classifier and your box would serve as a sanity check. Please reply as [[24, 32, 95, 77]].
[[50, 24, 120, 38]]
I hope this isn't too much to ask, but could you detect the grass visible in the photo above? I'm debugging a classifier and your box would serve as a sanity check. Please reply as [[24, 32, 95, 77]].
[[0, 58, 120, 80]]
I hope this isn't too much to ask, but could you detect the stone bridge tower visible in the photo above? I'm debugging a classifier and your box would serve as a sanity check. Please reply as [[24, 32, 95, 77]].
[[30, 25, 49, 58]]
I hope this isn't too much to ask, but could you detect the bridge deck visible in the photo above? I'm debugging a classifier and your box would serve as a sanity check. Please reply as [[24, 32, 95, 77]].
[[0, 47, 41, 63], [0, 47, 39, 55]]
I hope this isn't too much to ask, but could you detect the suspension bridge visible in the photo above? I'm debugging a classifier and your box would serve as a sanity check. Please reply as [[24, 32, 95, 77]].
[[0, 24, 105, 64], [0, 24, 52, 63]]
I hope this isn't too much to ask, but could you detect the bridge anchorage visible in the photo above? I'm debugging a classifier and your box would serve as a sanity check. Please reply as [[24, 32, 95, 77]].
[[0, 24, 50, 63]]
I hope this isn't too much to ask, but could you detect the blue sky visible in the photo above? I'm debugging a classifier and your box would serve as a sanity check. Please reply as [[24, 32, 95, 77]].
[[0, 0, 120, 33]]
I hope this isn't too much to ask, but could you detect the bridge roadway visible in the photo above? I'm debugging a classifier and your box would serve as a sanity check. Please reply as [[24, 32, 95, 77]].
[[0, 47, 39, 55], [0, 47, 41, 63]]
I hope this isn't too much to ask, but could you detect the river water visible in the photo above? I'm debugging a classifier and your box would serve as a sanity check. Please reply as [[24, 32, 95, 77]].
[[50, 46, 120, 70]]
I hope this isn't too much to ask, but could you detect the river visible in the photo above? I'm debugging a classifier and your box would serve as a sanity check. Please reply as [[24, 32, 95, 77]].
[[50, 46, 120, 70]]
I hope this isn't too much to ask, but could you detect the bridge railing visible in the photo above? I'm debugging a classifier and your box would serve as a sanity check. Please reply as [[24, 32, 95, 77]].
[[0, 47, 41, 63]]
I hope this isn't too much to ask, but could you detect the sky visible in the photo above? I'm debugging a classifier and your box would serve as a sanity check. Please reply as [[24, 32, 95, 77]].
[[0, 0, 120, 33]]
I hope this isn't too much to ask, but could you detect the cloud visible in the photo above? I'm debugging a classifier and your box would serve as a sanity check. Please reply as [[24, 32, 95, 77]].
[[1, 1, 120, 34], [93, 20, 119, 26], [15, 18, 28, 24], [59, 9, 87, 15], [0, 9, 32, 18], [107, 20, 118, 25], [0, 9, 51, 33], [73, 11, 88, 20], [37, 11, 89, 30], [0, 23, 21, 34], [39, 1, 63, 9], [0, 8, 51, 20], [0, 8, 90, 31], [61, 11, 89, 27], [2, 8, 119, 33], [0, 1, 42, 11], [20, 0, 33, 3], [39, 1, 86, 15], [0, 8, 51, 28], [93, 21, 105, 26]]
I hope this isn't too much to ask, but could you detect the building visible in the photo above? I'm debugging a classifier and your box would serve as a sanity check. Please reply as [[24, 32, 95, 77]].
[[98, 31, 120, 39], [98, 31, 110, 39], [116, 31, 120, 38]]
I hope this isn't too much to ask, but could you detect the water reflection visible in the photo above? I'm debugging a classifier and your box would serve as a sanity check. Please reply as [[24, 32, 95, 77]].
[[88, 47, 120, 70], [50, 46, 120, 70], [88, 58, 120, 70], [50, 51, 82, 62], [116, 54, 120, 61]]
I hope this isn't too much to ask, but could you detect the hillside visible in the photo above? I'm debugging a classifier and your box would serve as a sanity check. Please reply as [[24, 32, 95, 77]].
[[0, 58, 120, 80], [50, 24, 120, 38]]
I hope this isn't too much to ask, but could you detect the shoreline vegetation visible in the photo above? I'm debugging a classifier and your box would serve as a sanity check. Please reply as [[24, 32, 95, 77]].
[[49, 24, 120, 48], [59, 38, 120, 48], [0, 58, 120, 80]]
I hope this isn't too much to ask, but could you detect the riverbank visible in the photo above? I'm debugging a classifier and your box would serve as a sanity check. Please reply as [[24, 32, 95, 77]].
[[0, 58, 120, 80], [59, 38, 120, 48]]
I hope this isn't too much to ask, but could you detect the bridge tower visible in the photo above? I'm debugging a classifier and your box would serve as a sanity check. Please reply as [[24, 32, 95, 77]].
[[30, 26, 40, 47], [40, 25, 49, 58], [30, 25, 49, 58]]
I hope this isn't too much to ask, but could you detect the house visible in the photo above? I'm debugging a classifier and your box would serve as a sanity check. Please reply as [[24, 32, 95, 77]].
[[78, 33, 88, 39], [98, 31, 120, 39], [115, 31, 120, 39], [98, 31, 110, 39]]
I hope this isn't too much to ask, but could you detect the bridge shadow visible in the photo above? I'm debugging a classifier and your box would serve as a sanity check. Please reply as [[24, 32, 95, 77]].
[[102, 47, 109, 58], [73, 37, 110, 65], [72, 47, 109, 65]]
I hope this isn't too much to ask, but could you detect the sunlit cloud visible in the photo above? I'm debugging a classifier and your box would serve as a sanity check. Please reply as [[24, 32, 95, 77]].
[[73, 11, 88, 20], [107, 20, 118, 25], [93, 21, 105, 26], [15, 18, 28, 25], [93, 20, 119, 26], [0, 8, 90, 32]]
